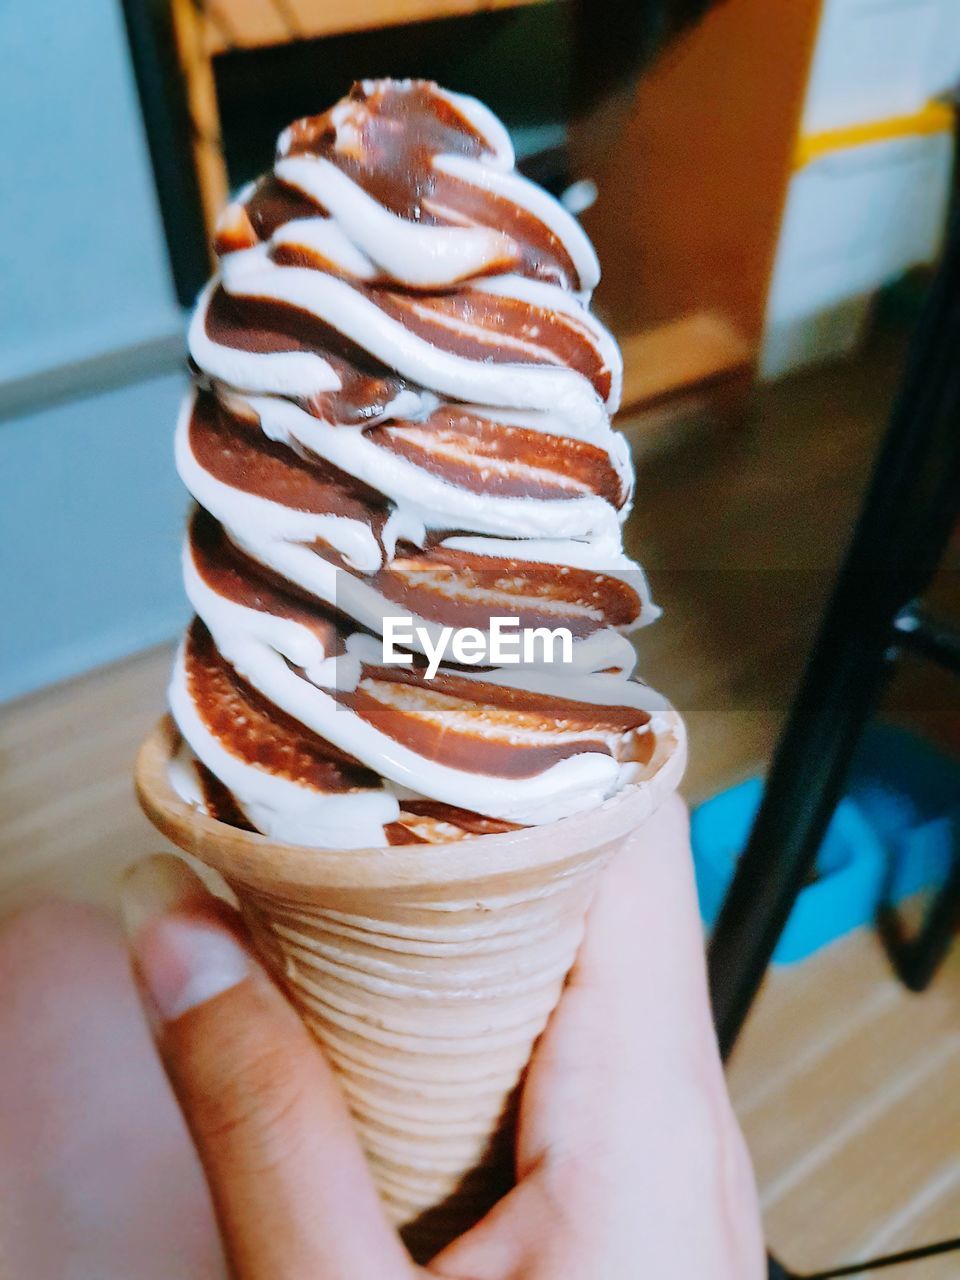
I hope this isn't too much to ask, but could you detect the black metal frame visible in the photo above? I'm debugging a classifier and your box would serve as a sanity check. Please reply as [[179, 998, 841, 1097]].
[[770, 1236, 960, 1279], [712, 170, 960, 1280], [708, 202, 960, 1053], [120, 0, 210, 306], [877, 804, 960, 994]]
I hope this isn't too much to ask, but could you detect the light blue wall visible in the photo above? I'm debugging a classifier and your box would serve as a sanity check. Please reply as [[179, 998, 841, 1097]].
[[1, 373, 190, 702], [0, 0, 182, 383], [1, 0, 191, 702]]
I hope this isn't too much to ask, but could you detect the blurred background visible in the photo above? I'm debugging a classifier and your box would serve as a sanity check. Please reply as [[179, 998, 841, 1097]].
[[1, 0, 959, 1275]]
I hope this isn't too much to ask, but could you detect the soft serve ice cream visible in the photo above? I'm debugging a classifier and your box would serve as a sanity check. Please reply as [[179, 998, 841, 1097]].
[[169, 79, 680, 848]]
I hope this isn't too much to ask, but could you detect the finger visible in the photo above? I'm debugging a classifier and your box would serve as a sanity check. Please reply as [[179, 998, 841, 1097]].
[[518, 793, 762, 1275], [120, 855, 415, 1280], [431, 795, 764, 1279], [430, 797, 705, 1278], [520, 794, 723, 1168]]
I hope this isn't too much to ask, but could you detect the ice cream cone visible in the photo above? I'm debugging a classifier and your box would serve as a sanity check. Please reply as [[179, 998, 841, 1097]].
[[135, 714, 684, 1256]]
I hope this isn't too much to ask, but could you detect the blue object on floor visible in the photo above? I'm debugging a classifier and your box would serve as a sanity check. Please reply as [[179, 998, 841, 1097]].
[[691, 725, 960, 964], [846, 723, 957, 901]]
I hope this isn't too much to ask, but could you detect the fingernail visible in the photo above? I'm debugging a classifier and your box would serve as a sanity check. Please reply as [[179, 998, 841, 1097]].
[[120, 855, 250, 1022]]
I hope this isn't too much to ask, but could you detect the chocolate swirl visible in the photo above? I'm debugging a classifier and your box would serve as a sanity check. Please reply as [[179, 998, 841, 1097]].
[[170, 80, 678, 847]]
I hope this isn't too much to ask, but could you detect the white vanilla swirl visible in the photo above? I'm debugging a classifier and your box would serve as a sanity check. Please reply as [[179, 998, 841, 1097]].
[[169, 79, 680, 847]]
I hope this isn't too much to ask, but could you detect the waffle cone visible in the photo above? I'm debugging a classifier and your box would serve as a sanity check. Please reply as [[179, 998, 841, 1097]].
[[135, 714, 686, 1258]]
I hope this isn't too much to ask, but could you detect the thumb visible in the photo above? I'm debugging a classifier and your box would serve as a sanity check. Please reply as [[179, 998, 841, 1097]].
[[120, 855, 415, 1280]]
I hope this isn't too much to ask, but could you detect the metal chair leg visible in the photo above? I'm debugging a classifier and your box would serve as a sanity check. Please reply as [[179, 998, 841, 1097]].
[[878, 848, 960, 992], [708, 194, 960, 1061]]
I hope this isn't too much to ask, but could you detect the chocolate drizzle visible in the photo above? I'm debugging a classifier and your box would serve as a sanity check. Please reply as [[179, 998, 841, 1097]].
[[283, 81, 489, 211], [203, 290, 409, 426], [189, 390, 388, 525], [215, 176, 325, 255], [334, 663, 652, 779], [185, 620, 381, 794], [189, 509, 348, 644], [367, 409, 624, 504], [371, 544, 641, 636], [278, 82, 579, 289], [371, 288, 611, 397]]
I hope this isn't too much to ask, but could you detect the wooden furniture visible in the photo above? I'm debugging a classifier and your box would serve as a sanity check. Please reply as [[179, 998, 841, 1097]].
[[584, 0, 824, 347], [615, 311, 754, 453], [203, 0, 546, 50], [581, 0, 824, 428]]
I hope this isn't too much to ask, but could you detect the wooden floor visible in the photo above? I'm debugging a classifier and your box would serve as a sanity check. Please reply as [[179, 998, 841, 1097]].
[[1, 328, 958, 1274], [732, 931, 960, 1276]]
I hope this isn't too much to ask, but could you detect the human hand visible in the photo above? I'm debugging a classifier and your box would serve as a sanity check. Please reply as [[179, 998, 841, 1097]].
[[119, 796, 764, 1280]]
